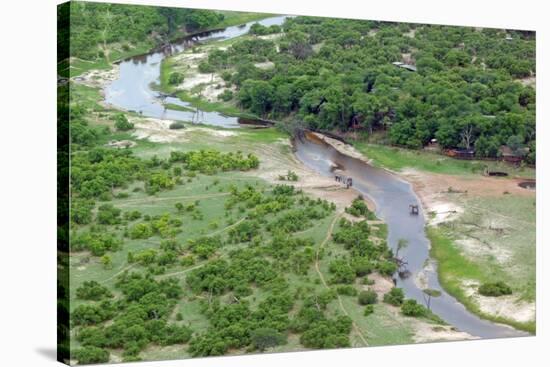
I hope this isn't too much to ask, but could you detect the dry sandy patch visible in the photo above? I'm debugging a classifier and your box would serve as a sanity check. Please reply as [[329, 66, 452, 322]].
[[413, 322, 475, 343], [463, 280, 535, 323], [73, 64, 120, 89], [130, 116, 237, 143]]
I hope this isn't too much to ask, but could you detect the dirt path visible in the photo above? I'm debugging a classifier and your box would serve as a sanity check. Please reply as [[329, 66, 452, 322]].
[[156, 263, 206, 279], [101, 263, 136, 284], [116, 192, 230, 207], [314, 212, 369, 347], [206, 217, 246, 237]]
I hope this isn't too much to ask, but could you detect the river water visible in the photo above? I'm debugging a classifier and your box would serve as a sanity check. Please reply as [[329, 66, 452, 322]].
[[293, 134, 527, 339], [104, 16, 289, 128], [102, 15, 527, 339]]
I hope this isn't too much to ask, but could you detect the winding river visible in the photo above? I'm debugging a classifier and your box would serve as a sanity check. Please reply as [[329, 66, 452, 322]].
[[293, 134, 526, 339], [104, 16, 289, 128], [102, 16, 527, 339]]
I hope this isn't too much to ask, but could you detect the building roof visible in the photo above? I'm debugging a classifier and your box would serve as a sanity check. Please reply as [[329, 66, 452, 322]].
[[392, 61, 417, 72]]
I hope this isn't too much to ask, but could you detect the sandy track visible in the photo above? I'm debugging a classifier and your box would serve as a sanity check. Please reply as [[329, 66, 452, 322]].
[[314, 213, 370, 347]]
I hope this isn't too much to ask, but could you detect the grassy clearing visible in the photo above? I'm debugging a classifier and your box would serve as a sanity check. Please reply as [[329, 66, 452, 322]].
[[216, 11, 277, 28], [354, 142, 535, 179], [175, 90, 243, 116], [70, 43, 154, 78], [446, 194, 535, 301], [428, 226, 535, 333]]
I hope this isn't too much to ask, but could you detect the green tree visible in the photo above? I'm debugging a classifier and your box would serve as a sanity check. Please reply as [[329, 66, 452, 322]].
[[113, 113, 134, 131], [250, 328, 286, 351], [358, 289, 378, 305], [73, 347, 109, 364]]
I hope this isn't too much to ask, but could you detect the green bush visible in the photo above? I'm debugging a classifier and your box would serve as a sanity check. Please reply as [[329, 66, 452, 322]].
[[336, 285, 358, 296], [129, 222, 153, 239], [169, 121, 185, 129], [401, 299, 427, 317], [168, 72, 184, 85], [250, 328, 286, 351], [358, 289, 378, 305], [198, 61, 215, 73], [383, 287, 404, 306], [478, 281, 513, 297], [218, 89, 234, 101], [364, 304, 374, 316], [73, 347, 109, 364], [113, 113, 134, 131], [76, 281, 113, 300], [345, 196, 371, 217]]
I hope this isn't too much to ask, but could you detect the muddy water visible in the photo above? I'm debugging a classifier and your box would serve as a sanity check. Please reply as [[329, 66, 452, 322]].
[[104, 16, 288, 128], [294, 134, 527, 339]]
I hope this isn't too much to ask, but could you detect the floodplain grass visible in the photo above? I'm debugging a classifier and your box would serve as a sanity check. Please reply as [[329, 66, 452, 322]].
[[69, 42, 154, 78], [353, 142, 535, 179], [454, 195, 536, 301], [175, 90, 247, 117], [216, 11, 277, 28], [427, 226, 535, 333]]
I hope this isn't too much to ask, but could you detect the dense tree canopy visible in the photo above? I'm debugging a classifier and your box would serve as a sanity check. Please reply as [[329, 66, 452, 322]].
[[200, 16, 535, 160], [69, 2, 225, 60]]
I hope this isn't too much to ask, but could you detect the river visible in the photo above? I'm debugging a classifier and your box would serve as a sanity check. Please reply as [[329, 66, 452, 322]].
[[104, 15, 289, 128], [293, 133, 527, 339], [102, 15, 527, 339]]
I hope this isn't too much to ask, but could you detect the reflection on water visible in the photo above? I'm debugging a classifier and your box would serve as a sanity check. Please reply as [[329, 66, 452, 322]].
[[294, 134, 527, 339]]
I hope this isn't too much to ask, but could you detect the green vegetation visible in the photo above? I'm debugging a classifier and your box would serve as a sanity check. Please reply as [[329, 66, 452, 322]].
[[383, 287, 405, 306], [63, 3, 536, 363], [345, 195, 376, 218], [428, 226, 535, 333], [67, 89, 422, 360], [65, 3, 271, 77], [401, 299, 427, 317], [353, 141, 535, 177], [250, 23, 282, 36], [478, 281, 513, 297], [193, 16, 535, 162], [278, 170, 299, 181], [169, 72, 184, 85], [358, 289, 378, 305]]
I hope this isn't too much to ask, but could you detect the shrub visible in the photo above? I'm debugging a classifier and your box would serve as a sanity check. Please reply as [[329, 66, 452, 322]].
[[198, 61, 215, 73], [96, 204, 122, 225], [383, 287, 404, 306], [168, 72, 184, 85], [73, 347, 109, 364], [358, 289, 378, 305], [328, 259, 356, 284], [169, 121, 185, 129], [129, 222, 153, 239], [478, 281, 513, 297], [336, 285, 358, 296], [345, 196, 371, 217], [113, 113, 134, 131], [364, 304, 374, 316], [377, 260, 398, 276], [76, 281, 113, 300], [401, 299, 427, 317], [218, 89, 234, 101], [250, 328, 286, 351]]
